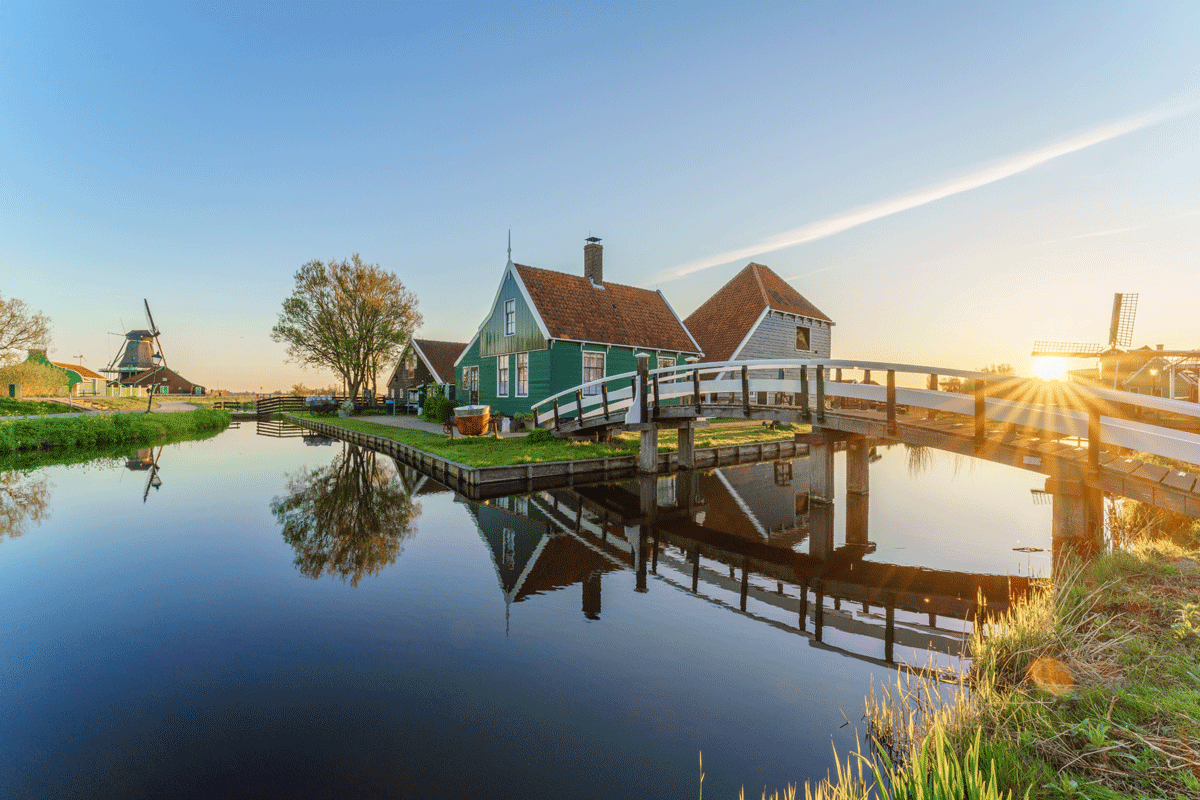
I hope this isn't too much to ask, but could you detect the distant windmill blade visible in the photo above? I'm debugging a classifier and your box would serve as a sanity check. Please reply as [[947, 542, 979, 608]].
[[144, 299, 160, 336], [1031, 341, 1103, 357], [1108, 292, 1137, 348]]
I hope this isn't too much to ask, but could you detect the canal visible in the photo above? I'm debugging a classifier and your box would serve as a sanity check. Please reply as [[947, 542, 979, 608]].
[[1, 422, 1056, 798]]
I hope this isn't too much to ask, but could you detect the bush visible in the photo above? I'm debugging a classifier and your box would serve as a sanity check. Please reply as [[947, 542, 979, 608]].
[[0, 361, 71, 397], [422, 394, 455, 423], [526, 427, 554, 443]]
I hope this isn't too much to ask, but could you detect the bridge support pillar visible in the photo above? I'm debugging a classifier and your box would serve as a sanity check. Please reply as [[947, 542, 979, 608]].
[[846, 491, 869, 547], [846, 436, 869, 495], [809, 438, 835, 502], [677, 422, 695, 470], [1050, 482, 1104, 561], [638, 426, 659, 473], [809, 499, 835, 561]]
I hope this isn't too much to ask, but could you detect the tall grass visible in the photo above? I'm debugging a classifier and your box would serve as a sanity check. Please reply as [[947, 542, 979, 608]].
[[0, 408, 231, 454]]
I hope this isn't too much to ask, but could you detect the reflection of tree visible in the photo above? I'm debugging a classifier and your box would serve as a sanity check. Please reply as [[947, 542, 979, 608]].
[[0, 470, 51, 542], [271, 445, 420, 586]]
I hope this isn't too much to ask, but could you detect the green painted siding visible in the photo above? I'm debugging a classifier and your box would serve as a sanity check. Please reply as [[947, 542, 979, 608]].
[[479, 272, 547, 358]]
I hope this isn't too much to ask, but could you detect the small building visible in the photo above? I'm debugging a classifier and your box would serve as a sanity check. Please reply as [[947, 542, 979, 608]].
[[50, 359, 107, 390], [125, 366, 205, 395], [1069, 346, 1198, 401], [387, 338, 467, 407], [453, 238, 702, 417], [684, 262, 833, 364]]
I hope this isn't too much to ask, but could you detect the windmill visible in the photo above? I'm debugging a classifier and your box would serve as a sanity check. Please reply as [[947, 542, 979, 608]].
[[1031, 293, 1138, 358], [103, 300, 169, 384]]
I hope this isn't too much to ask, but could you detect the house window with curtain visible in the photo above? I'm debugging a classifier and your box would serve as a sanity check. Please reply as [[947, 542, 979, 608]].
[[497, 356, 510, 397], [582, 352, 604, 395], [516, 352, 529, 397], [504, 299, 516, 336]]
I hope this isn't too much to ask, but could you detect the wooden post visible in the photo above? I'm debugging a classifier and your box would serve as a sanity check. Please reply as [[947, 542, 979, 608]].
[[815, 365, 825, 422], [693, 369, 701, 414], [886, 369, 896, 434], [800, 366, 810, 422], [974, 380, 986, 447], [741, 365, 750, 417], [552, 398, 560, 430], [601, 383, 610, 418], [863, 369, 871, 384], [1088, 407, 1101, 477], [637, 354, 649, 424], [575, 389, 584, 424], [652, 375, 661, 419], [927, 373, 937, 420]]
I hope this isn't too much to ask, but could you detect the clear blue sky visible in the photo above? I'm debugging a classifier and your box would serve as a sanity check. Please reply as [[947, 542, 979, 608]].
[[2, 1, 1197, 391]]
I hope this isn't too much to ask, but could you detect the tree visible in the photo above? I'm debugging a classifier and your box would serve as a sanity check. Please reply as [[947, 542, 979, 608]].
[[0, 293, 51, 365], [271, 255, 421, 399]]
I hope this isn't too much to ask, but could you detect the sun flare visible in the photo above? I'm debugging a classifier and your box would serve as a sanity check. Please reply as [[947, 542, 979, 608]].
[[1031, 357, 1069, 381]]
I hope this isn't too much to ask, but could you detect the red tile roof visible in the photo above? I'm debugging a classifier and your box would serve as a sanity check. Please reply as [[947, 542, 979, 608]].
[[413, 339, 468, 384], [683, 263, 831, 362], [514, 263, 700, 354]]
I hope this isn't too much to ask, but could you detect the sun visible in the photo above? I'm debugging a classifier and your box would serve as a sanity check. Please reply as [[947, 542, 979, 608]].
[[1031, 357, 1069, 381]]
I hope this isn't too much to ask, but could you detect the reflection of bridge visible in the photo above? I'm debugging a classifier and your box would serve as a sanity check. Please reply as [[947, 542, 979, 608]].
[[533, 358, 1200, 549], [460, 462, 1031, 667]]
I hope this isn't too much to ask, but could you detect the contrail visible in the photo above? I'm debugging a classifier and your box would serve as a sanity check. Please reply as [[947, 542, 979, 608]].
[[650, 99, 1197, 285]]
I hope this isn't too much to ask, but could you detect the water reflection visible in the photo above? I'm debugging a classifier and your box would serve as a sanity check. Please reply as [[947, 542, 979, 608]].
[[0, 469, 51, 541], [125, 446, 164, 502], [271, 444, 420, 586]]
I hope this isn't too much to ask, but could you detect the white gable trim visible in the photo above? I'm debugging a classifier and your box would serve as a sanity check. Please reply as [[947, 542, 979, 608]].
[[729, 306, 770, 360], [454, 259, 553, 368], [410, 339, 443, 384], [658, 289, 704, 356]]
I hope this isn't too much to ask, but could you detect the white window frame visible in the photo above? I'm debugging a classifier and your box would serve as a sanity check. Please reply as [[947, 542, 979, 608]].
[[516, 352, 529, 397], [582, 351, 605, 396], [796, 325, 811, 352], [504, 299, 516, 336], [497, 355, 510, 397]]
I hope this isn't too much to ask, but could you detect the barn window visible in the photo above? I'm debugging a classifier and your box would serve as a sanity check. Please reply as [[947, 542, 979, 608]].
[[516, 353, 529, 397], [504, 299, 516, 336], [582, 352, 604, 395], [406, 352, 416, 380], [796, 325, 811, 351], [497, 356, 510, 397]]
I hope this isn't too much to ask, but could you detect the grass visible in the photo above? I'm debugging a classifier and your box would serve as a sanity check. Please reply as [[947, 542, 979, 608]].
[[0, 397, 75, 416], [72, 396, 163, 411], [0, 426, 227, 472], [0, 408, 232, 454], [288, 413, 806, 468]]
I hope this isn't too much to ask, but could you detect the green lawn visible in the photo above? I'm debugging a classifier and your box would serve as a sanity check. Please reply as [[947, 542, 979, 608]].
[[0, 397, 74, 416], [288, 413, 807, 468]]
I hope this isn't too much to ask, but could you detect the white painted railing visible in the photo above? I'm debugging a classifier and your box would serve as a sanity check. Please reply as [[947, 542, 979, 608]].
[[530, 359, 1200, 468]]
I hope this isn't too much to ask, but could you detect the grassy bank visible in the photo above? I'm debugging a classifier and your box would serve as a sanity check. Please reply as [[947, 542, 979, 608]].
[[0, 426, 228, 472], [0, 408, 232, 454], [288, 412, 806, 468], [761, 529, 1200, 800], [0, 397, 74, 416]]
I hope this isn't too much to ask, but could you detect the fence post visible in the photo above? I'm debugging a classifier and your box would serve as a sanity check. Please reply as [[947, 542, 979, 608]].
[[637, 354, 650, 423], [576, 389, 584, 424], [974, 380, 986, 447], [886, 369, 896, 434], [553, 398, 560, 430], [601, 383, 610, 418], [800, 366, 810, 422], [1088, 407, 1101, 477], [927, 373, 938, 420], [741, 365, 750, 417], [652, 375, 660, 418], [815, 365, 825, 423], [693, 369, 701, 414]]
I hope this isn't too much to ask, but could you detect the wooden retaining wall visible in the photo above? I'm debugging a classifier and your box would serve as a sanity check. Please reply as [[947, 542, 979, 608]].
[[287, 415, 808, 499]]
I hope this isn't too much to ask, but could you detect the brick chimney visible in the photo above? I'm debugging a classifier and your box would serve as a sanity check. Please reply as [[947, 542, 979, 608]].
[[584, 237, 603, 285]]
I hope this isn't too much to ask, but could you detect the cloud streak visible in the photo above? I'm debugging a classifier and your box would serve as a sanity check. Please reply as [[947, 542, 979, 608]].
[[651, 99, 1196, 285]]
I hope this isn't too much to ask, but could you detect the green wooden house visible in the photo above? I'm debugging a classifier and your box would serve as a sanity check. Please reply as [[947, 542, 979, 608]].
[[454, 238, 702, 417]]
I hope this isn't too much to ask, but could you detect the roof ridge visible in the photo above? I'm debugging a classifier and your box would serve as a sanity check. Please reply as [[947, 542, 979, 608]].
[[514, 262, 660, 297], [748, 263, 770, 306]]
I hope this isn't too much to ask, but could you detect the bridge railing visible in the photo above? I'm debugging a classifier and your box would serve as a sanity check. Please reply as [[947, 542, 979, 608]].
[[531, 359, 1200, 468]]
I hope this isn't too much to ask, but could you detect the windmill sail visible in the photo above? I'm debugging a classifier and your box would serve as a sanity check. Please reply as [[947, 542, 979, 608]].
[[1108, 293, 1137, 348]]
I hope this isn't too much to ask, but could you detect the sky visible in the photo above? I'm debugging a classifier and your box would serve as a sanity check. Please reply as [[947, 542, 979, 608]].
[[1, 1, 1197, 392]]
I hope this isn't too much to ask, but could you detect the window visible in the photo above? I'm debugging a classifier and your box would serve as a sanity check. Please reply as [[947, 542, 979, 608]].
[[503, 528, 515, 570], [582, 351, 605, 395], [504, 299, 516, 336], [516, 352, 529, 397], [796, 325, 811, 351], [497, 356, 510, 397], [658, 356, 675, 378], [406, 352, 417, 380]]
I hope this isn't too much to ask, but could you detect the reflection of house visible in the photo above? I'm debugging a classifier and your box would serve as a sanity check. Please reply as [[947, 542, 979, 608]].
[[453, 238, 702, 417], [387, 338, 466, 406], [464, 496, 620, 621], [684, 262, 833, 365], [695, 461, 809, 550]]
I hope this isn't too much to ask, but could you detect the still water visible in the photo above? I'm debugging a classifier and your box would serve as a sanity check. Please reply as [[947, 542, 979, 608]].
[[1, 424, 1052, 798]]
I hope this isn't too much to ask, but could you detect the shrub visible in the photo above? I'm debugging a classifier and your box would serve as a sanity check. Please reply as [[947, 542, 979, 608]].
[[0, 361, 70, 397], [526, 427, 554, 443], [422, 394, 455, 423]]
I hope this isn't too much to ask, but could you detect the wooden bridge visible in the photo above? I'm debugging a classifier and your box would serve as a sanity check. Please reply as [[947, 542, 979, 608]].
[[532, 357, 1200, 538]]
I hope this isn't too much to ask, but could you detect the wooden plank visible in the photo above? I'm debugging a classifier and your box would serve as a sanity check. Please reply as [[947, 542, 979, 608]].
[[1107, 457, 1142, 475], [1161, 470, 1198, 493], [1131, 463, 1170, 483]]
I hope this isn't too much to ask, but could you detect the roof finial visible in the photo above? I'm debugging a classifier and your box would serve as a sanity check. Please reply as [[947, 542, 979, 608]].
[[507, 229, 512, 262]]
